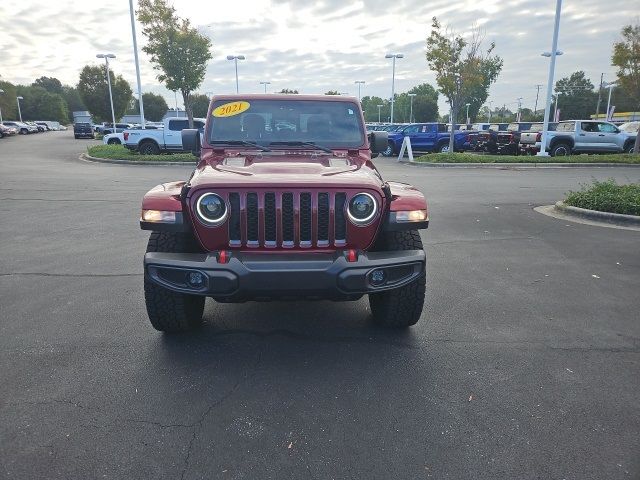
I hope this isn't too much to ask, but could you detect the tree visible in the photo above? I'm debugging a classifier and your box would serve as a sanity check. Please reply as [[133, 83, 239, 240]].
[[137, 0, 212, 127], [426, 17, 503, 150], [0, 80, 18, 120], [15, 85, 69, 123], [32, 77, 63, 95], [612, 22, 640, 153], [361, 96, 388, 122], [77, 65, 132, 122], [132, 92, 168, 121], [190, 93, 210, 118], [278, 89, 298, 94], [324, 90, 340, 95], [553, 71, 597, 120], [61, 86, 86, 123]]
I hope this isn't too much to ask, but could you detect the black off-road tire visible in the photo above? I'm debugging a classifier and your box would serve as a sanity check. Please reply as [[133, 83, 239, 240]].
[[369, 230, 426, 328], [550, 142, 571, 157], [107, 138, 121, 145], [144, 231, 205, 332], [139, 140, 160, 155], [438, 142, 450, 153], [383, 142, 395, 157]]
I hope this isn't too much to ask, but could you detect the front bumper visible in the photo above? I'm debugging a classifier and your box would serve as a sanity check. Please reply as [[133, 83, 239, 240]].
[[144, 249, 426, 301]]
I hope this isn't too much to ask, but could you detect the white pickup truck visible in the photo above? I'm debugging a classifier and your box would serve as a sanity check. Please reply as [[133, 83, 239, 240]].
[[123, 117, 205, 155], [537, 120, 637, 156]]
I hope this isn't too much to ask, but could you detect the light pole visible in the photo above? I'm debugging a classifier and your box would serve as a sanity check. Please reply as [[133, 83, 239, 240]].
[[377, 104, 383, 123], [0, 89, 4, 123], [534, 84, 543, 114], [516, 97, 523, 122], [16, 96, 24, 122], [128, 0, 145, 128], [96, 53, 117, 132], [537, 0, 564, 157], [465, 102, 471, 125], [174, 91, 179, 117], [487, 101, 493, 122], [226, 55, 245, 93], [259, 81, 271, 93], [408, 93, 416, 123], [604, 82, 616, 120], [385, 53, 403, 123], [354, 80, 365, 102]]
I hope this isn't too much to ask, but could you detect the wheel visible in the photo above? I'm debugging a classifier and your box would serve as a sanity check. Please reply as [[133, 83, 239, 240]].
[[437, 142, 450, 153], [139, 140, 160, 155], [368, 230, 426, 328], [144, 232, 205, 332], [624, 142, 635, 154], [382, 142, 394, 157], [74, 135, 79, 139], [550, 142, 571, 156], [107, 138, 120, 145], [20, 128, 28, 135]]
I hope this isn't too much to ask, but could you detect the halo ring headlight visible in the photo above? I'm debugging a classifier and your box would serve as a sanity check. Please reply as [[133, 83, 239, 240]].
[[196, 193, 228, 226], [347, 192, 377, 226]]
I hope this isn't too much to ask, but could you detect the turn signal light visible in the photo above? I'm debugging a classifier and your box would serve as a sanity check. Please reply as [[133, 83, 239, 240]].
[[395, 210, 428, 222], [141, 209, 177, 223]]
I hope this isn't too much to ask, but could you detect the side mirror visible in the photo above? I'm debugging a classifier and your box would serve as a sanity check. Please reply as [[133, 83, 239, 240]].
[[182, 129, 201, 156], [369, 131, 388, 154]]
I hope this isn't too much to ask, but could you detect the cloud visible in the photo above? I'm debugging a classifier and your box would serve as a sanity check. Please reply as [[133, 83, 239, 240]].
[[0, 0, 636, 114]]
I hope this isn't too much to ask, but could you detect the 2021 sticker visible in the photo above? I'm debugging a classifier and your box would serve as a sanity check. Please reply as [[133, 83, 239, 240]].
[[212, 101, 250, 117]]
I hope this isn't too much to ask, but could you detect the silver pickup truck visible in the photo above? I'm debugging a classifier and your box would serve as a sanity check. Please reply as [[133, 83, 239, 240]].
[[537, 120, 636, 156], [123, 117, 205, 155]]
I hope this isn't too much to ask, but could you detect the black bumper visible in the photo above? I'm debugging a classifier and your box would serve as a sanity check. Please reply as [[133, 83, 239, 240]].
[[144, 250, 426, 301]]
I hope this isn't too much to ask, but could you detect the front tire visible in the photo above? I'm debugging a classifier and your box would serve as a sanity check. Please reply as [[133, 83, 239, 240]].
[[139, 140, 160, 155], [369, 230, 426, 328], [550, 142, 571, 156], [144, 232, 205, 332], [438, 142, 450, 153]]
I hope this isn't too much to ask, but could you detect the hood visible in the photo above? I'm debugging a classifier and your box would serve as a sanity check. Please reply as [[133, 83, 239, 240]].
[[189, 151, 384, 191]]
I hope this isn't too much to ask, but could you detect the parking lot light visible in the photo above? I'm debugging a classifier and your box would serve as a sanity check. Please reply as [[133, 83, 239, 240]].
[[96, 53, 117, 134], [408, 94, 417, 123], [259, 81, 271, 93], [0, 89, 4, 123], [227, 55, 246, 93], [603, 82, 617, 120], [354, 81, 365, 102], [537, 0, 563, 157], [385, 53, 404, 123], [16, 96, 24, 122], [465, 102, 471, 125], [377, 104, 383, 123], [129, 0, 145, 129]]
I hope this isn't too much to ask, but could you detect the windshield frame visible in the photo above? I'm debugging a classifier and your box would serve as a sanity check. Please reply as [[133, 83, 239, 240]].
[[205, 98, 367, 150]]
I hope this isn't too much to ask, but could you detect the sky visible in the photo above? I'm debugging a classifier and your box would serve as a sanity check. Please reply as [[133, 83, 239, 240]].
[[0, 0, 637, 115]]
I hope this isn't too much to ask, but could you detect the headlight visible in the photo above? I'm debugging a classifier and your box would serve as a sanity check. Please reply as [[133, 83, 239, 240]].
[[347, 192, 377, 225], [395, 210, 428, 222], [196, 193, 228, 226]]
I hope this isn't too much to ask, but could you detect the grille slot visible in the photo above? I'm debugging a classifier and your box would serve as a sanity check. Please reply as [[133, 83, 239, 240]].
[[228, 191, 352, 248]]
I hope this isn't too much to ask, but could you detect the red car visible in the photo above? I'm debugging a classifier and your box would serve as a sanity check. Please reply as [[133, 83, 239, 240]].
[[140, 94, 429, 332], [0, 124, 18, 138]]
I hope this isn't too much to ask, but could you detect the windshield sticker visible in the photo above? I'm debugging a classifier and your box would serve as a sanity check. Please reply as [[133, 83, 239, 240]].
[[213, 101, 250, 118]]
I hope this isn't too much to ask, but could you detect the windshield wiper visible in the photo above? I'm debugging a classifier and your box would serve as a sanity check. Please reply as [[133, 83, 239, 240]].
[[210, 140, 271, 152], [268, 141, 333, 154]]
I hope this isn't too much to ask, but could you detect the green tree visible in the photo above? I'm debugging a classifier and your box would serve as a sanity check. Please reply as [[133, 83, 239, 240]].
[[77, 65, 132, 122], [324, 90, 340, 95], [190, 93, 210, 117], [426, 17, 503, 149], [361, 96, 388, 122], [15, 85, 69, 123], [137, 0, 212, 127], [612, 22, 640, 153], [278, 89, 298, 94], [32, 76, 63, 95], [0, 80, 18, 120], [132, 92, 168, 121], [553, 71, 597, 120], [61, 86, 86, 123]]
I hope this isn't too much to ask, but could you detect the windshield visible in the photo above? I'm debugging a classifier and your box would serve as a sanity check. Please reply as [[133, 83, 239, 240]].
[[208, 99, 365, 149]]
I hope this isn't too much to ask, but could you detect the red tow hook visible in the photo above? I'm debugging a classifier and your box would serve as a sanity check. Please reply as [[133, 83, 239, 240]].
[[218, 250, 230, 264], [346, 249, 358, 262]]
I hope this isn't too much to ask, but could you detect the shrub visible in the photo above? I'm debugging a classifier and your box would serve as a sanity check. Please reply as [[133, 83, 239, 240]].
[[564, 179, 640, 216]]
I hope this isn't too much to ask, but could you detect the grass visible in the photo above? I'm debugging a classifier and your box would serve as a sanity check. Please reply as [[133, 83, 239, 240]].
[[87, 144, 196, 162], [564, 179, 640, 216], [412, 152, 640, 164]]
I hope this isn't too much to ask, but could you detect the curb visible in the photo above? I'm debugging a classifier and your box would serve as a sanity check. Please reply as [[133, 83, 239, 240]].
[[554, 201, 640, 226], [80, 153, 196, 166], [398, 159, 640, 168]]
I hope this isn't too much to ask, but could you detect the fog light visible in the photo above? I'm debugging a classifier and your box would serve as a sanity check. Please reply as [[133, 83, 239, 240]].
[[369, 269, 386, 286], [187, 271, 205, 288]]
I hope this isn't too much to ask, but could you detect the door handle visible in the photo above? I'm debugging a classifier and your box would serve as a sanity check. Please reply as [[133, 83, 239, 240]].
[[598, 134, 605, 136], [579, 133, 586, 136]]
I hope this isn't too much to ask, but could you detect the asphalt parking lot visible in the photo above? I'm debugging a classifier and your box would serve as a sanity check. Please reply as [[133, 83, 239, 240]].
[[1, 131, 639, 479]]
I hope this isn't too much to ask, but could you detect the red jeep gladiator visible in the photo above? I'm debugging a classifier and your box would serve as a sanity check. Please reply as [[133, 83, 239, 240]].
[[140, 94, 429, 332]]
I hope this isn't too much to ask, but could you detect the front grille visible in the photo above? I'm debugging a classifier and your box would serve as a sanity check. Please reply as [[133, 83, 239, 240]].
[[228, 191, 349, 248]]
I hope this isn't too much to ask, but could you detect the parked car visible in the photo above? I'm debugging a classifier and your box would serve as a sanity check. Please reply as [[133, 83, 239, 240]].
[[384, 123, 467, 156], [537, 120, 637, 156], [1, 124, 17, 138], [34, 121, 52, 131], [495, 122, 534, 155], [27, 121, 46, 132], [124, 117, 206, 154], [73, 122, 95, 139], [518, 122, 558, 155], [102, 123, 133, 135], [139, 94, 428, 332], [619, 121, 640, 134], [466, 123, 492, 151], [474, 123, 509, 153], [2, 121, 37, 134], [103, 132, 124, 145]]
